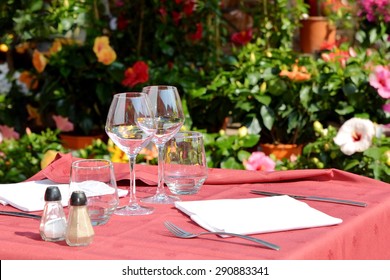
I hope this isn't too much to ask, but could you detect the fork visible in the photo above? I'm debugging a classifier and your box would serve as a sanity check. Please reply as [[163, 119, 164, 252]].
[[164, 221, 280, 250]]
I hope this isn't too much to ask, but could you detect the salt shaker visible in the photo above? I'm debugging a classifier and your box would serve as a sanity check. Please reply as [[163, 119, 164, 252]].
[[39, 186, 67, 242], [65, 191, 94, 246]]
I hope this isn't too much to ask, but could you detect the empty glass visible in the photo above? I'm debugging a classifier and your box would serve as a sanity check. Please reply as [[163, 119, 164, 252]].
[[69, 159, 119, 226], [164, 131, 208, 195], [105, 92, 156, 215], [140, 85, 185, 204]]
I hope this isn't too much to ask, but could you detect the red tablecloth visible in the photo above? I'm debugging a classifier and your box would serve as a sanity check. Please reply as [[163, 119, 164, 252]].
[[1, 154, 390, 260]]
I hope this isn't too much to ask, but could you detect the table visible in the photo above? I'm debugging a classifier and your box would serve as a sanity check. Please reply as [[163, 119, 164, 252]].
[[1, 158, 390, 260]]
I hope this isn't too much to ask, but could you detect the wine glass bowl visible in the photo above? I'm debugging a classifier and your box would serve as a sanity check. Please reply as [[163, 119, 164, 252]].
[[140, 85, 185, 204], [105, 92, 156, 215]]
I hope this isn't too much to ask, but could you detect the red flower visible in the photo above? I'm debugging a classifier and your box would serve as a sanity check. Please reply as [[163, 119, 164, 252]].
[[117, 15, 129, 30], [183, 0, 195, 16], [188, 23, 202, 41], [172, 11, 181, 25], [122, 61, 149, 88], [231, 28, 253, 45]]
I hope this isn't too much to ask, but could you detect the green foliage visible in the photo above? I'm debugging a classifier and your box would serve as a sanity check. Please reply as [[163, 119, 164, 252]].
[[278, 123, 390, 183], [191, 43, 318, 144], [313, 46, 390, 127], [10, 0, 90, 41], [0, 129, 65, 183], [203, 130, 260, 169], [37, 43, 126, 135]]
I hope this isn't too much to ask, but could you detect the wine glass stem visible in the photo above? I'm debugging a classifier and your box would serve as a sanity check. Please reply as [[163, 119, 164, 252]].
[[128, 154, 138, 207], [156, 143, 167, 196]]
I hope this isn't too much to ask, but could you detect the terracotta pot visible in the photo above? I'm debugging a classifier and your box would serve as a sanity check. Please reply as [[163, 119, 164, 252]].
[[260, 143, 303, 160], [299, 16, 336, 53], [60, 134, 104, 150]]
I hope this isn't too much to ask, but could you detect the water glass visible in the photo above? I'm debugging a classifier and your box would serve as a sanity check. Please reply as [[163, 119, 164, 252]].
[[164, 131, 208, 195], [70, 159, 119, 226]]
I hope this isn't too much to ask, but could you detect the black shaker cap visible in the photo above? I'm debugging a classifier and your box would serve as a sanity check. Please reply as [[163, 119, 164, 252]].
[[69, 191, 87, 206], [44, 186, 62, 201]]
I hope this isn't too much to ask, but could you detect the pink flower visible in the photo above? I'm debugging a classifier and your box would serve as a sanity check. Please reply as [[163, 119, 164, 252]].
[[369, 65, 390, 98], [0, 125, 20, 140], [243, 152, 275, 172], [383, 103, 390, 113], [52, 115, 74, 132]]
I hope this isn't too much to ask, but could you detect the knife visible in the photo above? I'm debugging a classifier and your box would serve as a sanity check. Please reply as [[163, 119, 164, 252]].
[[0, 210, 42, 220], [250, 190, 367, 207]]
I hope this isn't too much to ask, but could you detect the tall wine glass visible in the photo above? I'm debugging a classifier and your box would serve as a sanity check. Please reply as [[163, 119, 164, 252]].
[[140, 85, 185, 204], [105, 92, 156, 215]]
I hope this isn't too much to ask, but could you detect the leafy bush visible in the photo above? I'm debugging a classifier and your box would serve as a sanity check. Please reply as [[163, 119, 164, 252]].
[[0, 129, 65, 183]]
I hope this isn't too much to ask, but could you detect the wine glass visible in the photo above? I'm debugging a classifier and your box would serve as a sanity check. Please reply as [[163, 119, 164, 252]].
[[105, 92, 156, 215], [140, 85, 185, 204]]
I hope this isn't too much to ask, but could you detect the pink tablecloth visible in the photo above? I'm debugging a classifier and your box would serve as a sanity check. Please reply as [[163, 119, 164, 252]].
[[1, 153, 390, 260]]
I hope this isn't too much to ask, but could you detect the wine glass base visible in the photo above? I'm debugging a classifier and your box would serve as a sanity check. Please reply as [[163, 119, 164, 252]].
[[141, 193, 180, 204], [114, 204, 154, 216]]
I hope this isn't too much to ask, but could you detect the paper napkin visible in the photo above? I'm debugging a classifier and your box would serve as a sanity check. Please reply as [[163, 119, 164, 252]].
[[0, 179, 128, 212], [175, 196, 342, 236]]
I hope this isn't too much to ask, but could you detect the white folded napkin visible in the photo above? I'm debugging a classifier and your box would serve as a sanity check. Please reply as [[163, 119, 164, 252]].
[[175, 196, 342, 236], [0, 179, 128, 212]]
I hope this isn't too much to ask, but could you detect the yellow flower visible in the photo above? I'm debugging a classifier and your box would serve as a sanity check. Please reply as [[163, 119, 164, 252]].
[[238, 126, 248, 137], [93, 36, 117, 65], [41, 150, 58, 169], [108, 140, 128, 163], [93, 36, 110, 54], [96, 47, 117, 65], [386, 151, 390, 166]]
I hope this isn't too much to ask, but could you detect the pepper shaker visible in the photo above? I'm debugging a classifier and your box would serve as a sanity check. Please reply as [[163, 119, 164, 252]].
[[39, 186, 67, 242], [65, 191, 94, 246]]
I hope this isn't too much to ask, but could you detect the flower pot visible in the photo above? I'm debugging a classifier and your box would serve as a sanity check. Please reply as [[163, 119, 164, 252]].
[[60, 134, 104, 150], [299, 16, 336, 53], [260, 143, 303, 160]]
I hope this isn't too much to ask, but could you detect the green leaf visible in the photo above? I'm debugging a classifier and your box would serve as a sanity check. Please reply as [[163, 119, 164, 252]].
[[364, 147, 387, 160], [237, 150, 251, 162], [335, 105, 354, 115], [221, 157, 243, 169], [189, 88, 207, 98], [253, 94, 272, 106], [240, 134, 260, 148], [369, 28, 378, 44], [30, 0, 44, 12], [343, 159, 360, 170], [247, 73, 261, 85], [299, 86, 311, 108], [355, 30, 366, 43], [343, 83, 357, 95], [247, 117, 262, 135], [260, 105, 274, 130]]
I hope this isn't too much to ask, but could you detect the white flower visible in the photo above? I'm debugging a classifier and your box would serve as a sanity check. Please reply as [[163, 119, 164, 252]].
[[334, 118, 376, 155]]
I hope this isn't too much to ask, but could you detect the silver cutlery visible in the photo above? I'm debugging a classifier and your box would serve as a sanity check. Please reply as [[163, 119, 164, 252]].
[[251, 190, 367, 207], [164, 221, 280, 250], [0, 210, 42, 220]]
